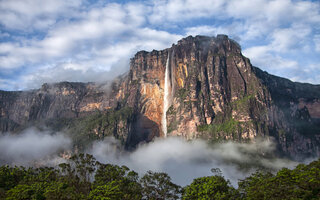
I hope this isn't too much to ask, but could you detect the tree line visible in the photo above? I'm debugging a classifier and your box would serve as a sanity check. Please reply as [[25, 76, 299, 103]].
[[0, 154, 319, 200]]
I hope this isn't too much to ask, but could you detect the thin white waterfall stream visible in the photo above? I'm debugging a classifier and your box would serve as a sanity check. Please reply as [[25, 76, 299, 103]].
[[162, 53, 170, 137]]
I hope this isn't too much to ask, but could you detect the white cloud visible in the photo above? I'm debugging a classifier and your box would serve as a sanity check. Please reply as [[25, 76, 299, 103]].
[[16, 25, 182, 89], [291, 63, 320, 84], [0, 128, 71, 165], [89, 137, 299, 186], [244, 46, 299, 70], [185, 26, 227, 37], [150, 0, 320, 28], [270, 25, 312, 52], [0, 0, 82, 31], [0, 0, 320, 89], [225, 0, 266, 19], [0, 1, 182, 89], [184, 24, 244, 42], [149, 0, 226, 24], [243, 46, 320, 84]]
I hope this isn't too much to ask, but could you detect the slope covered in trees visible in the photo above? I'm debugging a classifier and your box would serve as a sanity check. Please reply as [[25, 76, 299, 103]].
[[0, 154, 319, 200]]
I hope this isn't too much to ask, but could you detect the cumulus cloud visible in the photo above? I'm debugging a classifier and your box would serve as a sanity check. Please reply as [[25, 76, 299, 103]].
[[0, 128, 71, 166], [149, 0, 225, 24], [88, 137, 299, 186], [0, 0, 320, 90], [0, 0, 82, 31], [0, 1, 183, 90], [243, 46, 299, 69], [185, 25, 232, 37], [242, 44, 320, 84], [270, 25, 312, 53], [184, 25, 242, 42]]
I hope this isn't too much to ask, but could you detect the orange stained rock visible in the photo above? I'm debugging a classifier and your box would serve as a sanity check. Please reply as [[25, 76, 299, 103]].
[[80, 103, 102, 112], [62, 88, 75, 96], [139, 82, 164, 128], [176, 63, 188, 88]]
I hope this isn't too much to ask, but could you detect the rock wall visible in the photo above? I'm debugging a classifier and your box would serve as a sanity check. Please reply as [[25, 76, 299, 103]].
[[119, 35, 320, 158], [0, 35, 319, 159]]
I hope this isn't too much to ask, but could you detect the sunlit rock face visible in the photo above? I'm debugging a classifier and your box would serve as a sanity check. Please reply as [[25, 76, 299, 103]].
[[1, 35, 320, 159], [0, 82, 114, 125], [165, 35, 271, 140]]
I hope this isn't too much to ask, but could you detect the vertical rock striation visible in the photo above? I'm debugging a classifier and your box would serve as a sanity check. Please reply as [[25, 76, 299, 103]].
[[118, 35, 320, 158]]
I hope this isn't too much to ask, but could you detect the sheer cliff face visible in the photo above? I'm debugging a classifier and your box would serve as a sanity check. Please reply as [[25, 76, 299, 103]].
[[0, 82, 120, 132], [123, 36, 271, 139], [1, 35, 319, 159], [167, 36, 271, 139]]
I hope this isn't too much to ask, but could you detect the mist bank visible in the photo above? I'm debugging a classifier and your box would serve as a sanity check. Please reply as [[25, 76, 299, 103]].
[[0, 128, 71, 166], [0, 128, 313, 186], [88, 137, 301, 186]]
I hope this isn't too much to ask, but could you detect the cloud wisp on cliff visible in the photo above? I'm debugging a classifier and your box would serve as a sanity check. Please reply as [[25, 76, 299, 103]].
[[0, 0, 319, 90]]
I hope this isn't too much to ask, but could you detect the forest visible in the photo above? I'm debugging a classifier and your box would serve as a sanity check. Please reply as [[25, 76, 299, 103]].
[[0, 154, 319, 200]]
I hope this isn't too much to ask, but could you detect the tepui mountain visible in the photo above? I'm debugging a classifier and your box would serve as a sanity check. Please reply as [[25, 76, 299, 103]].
[[1, 35, 319, 160]]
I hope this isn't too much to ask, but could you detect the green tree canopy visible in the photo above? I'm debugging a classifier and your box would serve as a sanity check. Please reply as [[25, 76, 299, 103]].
[[93, 163, 142, 200], [140, 171, 181, 200], [1, 154, 319, 200], [182, 175, 239, 200], [238, 159, 320, 200]]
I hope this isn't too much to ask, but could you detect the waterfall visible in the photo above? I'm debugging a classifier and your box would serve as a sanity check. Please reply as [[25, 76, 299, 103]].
[[162, 52, 170, 137]]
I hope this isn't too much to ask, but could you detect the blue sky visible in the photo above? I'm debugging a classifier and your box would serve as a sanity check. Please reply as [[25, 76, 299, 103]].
[[0, 0, 319, 90]]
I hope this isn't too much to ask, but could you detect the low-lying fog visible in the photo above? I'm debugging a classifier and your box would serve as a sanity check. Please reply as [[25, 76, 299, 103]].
[[0, 128, 308, 186], [89, 137, 300, 186], [0, 128, 71, 166]]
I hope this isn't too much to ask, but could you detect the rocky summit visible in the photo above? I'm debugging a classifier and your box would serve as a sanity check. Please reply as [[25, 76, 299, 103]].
[[1, 35, 319, 160]]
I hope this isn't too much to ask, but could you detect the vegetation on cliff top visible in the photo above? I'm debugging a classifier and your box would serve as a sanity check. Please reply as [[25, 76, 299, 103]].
[[0, 154, 319, 200]]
